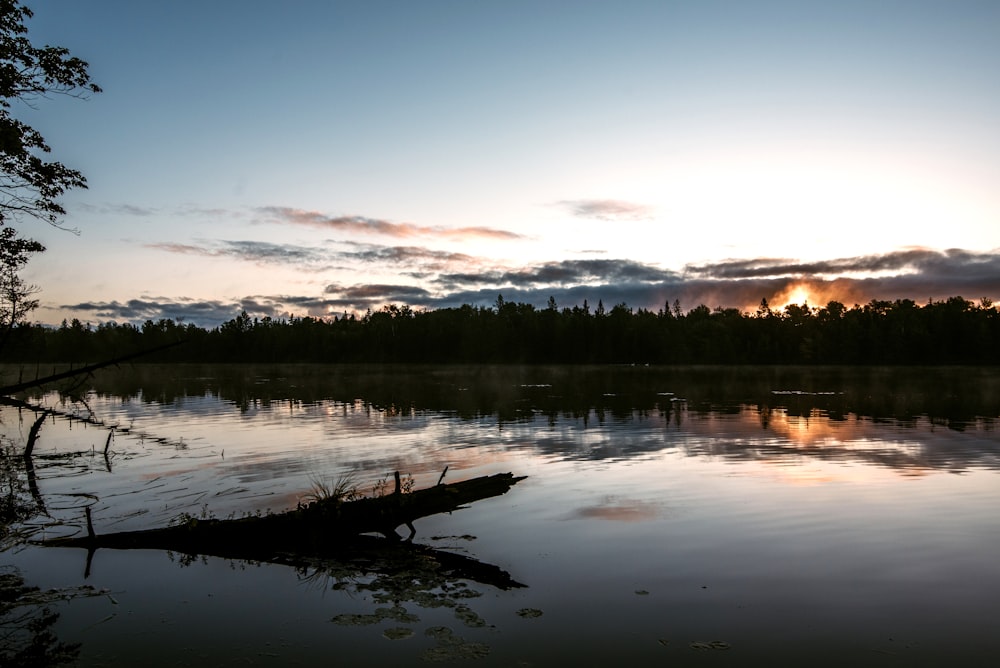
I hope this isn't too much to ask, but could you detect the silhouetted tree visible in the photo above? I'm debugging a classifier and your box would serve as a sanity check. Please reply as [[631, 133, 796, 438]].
[[0, 1, 100, 347], [0, 226, 41, 347], [0, 1, 101, 227]]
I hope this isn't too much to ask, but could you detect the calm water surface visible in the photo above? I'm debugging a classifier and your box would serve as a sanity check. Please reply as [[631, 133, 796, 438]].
[[2, 364, 999, 666]]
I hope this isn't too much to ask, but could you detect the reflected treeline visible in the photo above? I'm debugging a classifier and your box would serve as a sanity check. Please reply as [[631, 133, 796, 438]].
[[2, 295, 999, 365], [0, 567, 94, 667], [6, 364, 999, 475], [10, 363, 999, 427]]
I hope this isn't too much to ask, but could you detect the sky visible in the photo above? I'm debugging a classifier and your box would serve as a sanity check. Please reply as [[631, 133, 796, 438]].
[[14, 0, 1000, 327]]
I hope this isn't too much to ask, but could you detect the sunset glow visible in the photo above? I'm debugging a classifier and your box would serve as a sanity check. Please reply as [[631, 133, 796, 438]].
[[769, 285, 813, 312]]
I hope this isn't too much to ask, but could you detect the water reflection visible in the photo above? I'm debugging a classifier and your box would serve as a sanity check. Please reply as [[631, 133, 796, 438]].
[[70, 534, 526, 662], [10, 363, 998, 421], [5, 365, 998, 483], [0, 566, 101, 667], [312, 536, 522, 661], [3, 364, 1000, 665]]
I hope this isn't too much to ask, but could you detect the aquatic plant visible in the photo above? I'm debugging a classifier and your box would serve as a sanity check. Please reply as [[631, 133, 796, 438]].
[[300, 473, 361, 506]]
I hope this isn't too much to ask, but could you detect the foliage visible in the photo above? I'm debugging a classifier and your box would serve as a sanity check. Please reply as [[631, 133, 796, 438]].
[[0, 0, 100, 227], [298, 472, 413, 508], [371, 472, 414, 497], [1, 295, 999, 366]]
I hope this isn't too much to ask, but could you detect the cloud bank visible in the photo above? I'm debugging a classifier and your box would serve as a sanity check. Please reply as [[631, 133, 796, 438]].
[[57, 247, 1000, 328]]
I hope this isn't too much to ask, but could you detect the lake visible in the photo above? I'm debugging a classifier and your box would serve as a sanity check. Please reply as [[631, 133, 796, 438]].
[[2, 364, 999, 666]]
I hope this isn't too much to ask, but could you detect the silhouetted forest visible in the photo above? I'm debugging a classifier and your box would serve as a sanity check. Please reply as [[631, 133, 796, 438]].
[[2, 295, 998, 365]]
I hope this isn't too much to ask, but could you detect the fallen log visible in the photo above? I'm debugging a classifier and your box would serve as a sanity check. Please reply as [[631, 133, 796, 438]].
[[39, 471, 526, 561]]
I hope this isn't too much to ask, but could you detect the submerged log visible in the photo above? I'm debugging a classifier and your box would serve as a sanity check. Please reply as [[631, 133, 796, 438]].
[[39, 472, 526, 561]]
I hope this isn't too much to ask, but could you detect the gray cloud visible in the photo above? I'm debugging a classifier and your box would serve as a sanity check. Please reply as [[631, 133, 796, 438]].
[[56, 297, 262, 327], [555, 199, 654, 221], [51, 247, 1000, 327], [332, 242, 479, 269], [321, 284, 434, 311], [79, 203, 242, 219], [57, 294, 353, 327], [686, 248, 1000, 280], [437, 259, 678, 289], [409, 248, 1000, 313], [78, 203, 160, 217], [147, 239, 332, 269], [324, 283, 433, 299], [149, 239, 487, 276]]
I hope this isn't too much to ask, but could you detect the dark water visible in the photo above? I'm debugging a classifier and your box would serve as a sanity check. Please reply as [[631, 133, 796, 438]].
[[2, 364, 999, 666]]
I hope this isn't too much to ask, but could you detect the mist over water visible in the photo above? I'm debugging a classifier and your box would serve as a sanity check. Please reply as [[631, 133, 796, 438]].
[[3, 364, 999, 665]]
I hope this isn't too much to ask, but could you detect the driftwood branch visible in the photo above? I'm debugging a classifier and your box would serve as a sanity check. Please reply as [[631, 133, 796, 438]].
[[39, 472, 526, 557]]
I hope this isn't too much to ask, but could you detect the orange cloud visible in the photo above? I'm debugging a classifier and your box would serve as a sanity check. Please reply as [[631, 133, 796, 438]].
[[258, 206, 524, 241]]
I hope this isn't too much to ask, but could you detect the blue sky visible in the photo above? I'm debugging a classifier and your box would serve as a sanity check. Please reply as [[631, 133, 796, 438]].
[[15, 0, 1000, 326]]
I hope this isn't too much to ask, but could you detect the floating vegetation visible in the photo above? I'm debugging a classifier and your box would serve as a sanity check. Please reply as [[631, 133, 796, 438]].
[[421, 626, 489, 662], [331, 605, 419, 627], [454, 604, 487, 628], [320, 537, 515, 657], [383, 627, 414, 641], [690, 640, 731, 650], [516, 608, 543, 619]]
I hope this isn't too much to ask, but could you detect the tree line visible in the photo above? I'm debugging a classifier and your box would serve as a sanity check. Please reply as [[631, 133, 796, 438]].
[[1, 295, 998, 365]]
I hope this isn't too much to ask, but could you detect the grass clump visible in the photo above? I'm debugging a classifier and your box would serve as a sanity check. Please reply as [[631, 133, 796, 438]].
[[300, 474, 361, 507]]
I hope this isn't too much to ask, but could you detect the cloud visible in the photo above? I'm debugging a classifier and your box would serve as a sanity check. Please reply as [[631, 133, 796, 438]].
[[77, 203, 159, 217], [78, 203, 242, 219], [150, 238, 492, 276], [257, 206, 524, 241], [409, 248, 1000, 313], [56, 293, 356, 326], [332, 242, 480, 270], [147, 239, 332, 269], [555, 199, 653, 221], [322, 283, 433, 310], [437, 259, 678, 288], [675, 248, 1000, 306], [324, 283, 432, 299], [685, 248, 1000, 280], [56, 297, 261, 327], [50, 247, 1000, 328], [221, 240, 328, 265]]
